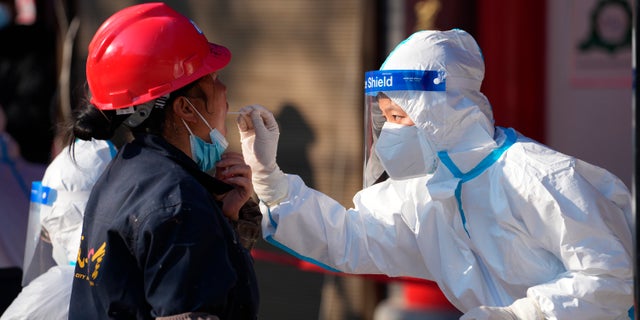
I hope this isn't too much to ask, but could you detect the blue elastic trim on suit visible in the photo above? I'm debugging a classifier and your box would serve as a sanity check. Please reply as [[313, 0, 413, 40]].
[[106, 140, 117, 158], [437, 127, 517, 238], [264, 205, 342, 273], [266, 203, 278, 228]]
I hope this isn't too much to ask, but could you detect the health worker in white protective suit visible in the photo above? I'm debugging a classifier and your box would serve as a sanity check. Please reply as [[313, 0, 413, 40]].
[[236, 29, 634, 320], [2, 137, 116, 320]]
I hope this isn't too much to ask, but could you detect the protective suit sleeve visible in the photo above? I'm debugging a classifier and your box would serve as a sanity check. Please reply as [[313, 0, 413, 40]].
[[236, 105, 288, 206], [460, 297, 543, 320], [260, 174, 432, 278]]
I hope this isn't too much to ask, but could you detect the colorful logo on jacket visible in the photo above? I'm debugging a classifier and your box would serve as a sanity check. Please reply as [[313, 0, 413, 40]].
[[75, 235, 106, 286]]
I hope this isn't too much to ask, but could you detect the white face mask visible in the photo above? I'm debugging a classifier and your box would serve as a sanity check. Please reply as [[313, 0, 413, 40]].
[[374, 122, 437, 180]]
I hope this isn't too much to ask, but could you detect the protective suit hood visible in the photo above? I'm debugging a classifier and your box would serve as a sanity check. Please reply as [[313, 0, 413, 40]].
[[380, 29, 496, 173]]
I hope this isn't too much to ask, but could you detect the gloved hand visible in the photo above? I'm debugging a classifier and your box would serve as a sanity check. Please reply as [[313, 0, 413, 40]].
[[460, 297, 543, 320], [236, 104, 288, 206]]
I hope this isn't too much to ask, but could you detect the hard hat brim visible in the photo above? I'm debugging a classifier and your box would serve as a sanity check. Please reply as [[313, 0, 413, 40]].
[[206, 42, 231, 72]]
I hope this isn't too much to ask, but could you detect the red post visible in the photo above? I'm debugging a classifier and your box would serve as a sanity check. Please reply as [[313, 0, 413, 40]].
[[477, 0, 547, 142]]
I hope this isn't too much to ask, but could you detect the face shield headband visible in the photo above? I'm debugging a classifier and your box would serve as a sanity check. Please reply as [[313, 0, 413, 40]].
[[364, 70, 446, 95], [363, 70, 445, 187]]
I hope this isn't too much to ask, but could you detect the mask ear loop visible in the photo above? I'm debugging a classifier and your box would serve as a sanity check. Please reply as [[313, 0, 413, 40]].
[[184, 97, 228, 148], [184, 98, 214, 131], [181, 118, 195, 136]]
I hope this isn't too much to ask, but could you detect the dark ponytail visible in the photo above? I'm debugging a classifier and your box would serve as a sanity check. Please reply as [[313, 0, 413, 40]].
[[72, 103, 125, 141]]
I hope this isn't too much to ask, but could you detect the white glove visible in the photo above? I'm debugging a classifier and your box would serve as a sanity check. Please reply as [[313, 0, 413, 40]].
[[460, 297, 543, 320], [236, 104, 288, 206]]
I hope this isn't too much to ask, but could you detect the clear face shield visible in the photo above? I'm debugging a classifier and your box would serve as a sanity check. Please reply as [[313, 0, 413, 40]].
[[363, 70, 445, 187], [22, 181, 57, 286], [363, 91, 386, 188]]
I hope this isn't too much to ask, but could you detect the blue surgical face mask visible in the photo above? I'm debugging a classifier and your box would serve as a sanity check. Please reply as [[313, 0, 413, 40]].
[[182, 99, 228, 173]]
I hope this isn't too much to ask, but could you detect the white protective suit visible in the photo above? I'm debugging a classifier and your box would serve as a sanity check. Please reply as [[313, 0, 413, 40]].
[[239, 29, 634, 319], [39, 139, 116, 267], [1, 138, 115, 320]]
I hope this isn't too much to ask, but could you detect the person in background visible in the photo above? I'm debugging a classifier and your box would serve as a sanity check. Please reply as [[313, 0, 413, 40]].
[[1, 133, 117, 320], [0, 106, 46, 314], [67, 3, 260, 319], [237, 29, 633, 319]]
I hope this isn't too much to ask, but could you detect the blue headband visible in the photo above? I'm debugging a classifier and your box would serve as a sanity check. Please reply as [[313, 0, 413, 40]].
[[364, 70, 446, 95]]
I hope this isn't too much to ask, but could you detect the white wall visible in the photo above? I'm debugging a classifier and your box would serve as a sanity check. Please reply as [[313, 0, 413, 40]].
[[546, 0, 633, 188]]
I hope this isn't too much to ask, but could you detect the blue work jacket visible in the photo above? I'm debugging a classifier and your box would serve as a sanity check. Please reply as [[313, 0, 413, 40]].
[[69, 133, 259, 319]]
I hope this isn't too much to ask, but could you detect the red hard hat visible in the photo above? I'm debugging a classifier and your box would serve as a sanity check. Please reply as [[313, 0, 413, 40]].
[[86, 2, 231, 110]]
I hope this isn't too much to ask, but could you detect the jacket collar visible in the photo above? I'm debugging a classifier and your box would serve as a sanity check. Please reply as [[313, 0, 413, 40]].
[[132, 133, 233, 195]]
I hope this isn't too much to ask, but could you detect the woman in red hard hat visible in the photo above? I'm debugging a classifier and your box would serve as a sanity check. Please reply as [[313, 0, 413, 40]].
[[68, 3, 260, 319]]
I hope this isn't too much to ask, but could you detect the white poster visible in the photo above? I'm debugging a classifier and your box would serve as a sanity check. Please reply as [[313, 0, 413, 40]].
[[570, 0, 633, 87]]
